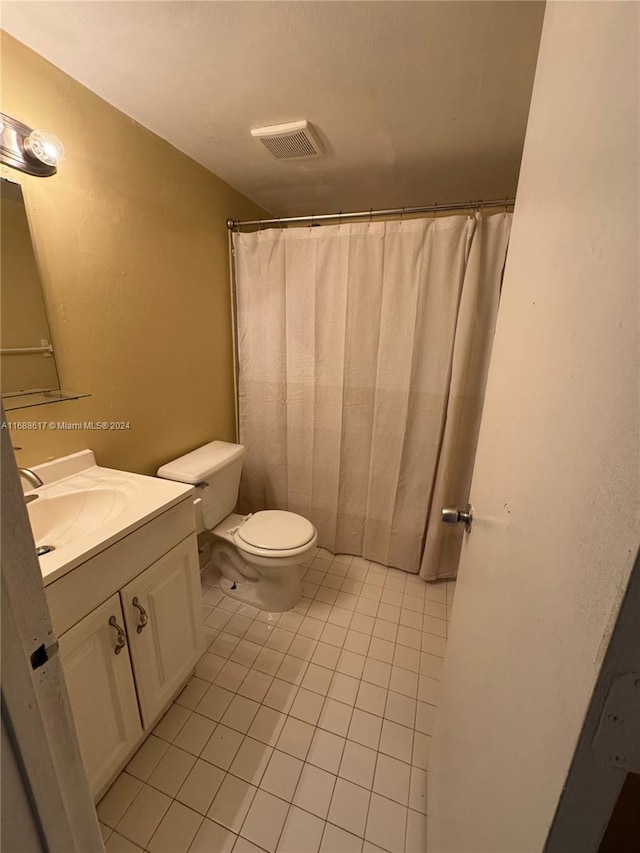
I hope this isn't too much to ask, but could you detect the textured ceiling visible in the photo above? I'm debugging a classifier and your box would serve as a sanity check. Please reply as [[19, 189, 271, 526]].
[[2, 1, 545, 216]]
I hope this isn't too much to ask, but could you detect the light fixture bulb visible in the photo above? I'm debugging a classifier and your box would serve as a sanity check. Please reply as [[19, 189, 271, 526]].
[[23, 129, 65, 167]]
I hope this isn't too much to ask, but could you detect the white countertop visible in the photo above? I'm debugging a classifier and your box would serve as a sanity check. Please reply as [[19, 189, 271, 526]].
[[27, 450, 194, 586]]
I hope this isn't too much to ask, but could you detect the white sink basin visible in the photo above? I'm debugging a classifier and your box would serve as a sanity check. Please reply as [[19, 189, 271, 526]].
[[28, 488, 129, 548], [25, 450, 194, 584]]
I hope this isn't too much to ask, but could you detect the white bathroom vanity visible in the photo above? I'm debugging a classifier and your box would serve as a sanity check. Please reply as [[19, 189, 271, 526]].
[[29, 450, 205, 801]]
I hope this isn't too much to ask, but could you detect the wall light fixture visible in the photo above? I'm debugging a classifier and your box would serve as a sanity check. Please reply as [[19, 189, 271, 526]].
[[0, 113, 65, 177]]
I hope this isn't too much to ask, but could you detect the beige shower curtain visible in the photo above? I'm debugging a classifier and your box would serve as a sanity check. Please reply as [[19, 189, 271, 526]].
[[233, 212, 511, 579]]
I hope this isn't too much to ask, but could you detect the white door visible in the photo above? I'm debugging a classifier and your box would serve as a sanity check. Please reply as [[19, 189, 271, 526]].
[[58, 593, 142, 798], [121, 536, 204, 728], [427, 4, 640, 853]]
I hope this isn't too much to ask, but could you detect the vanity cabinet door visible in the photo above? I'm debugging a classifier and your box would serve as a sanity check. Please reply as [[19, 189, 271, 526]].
[[121, 535, 204, 728], [58, 593, 142, 799]]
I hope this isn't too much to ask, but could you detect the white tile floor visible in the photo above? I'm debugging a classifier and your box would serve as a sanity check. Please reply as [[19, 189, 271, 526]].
[[97, 549, 455, 853]]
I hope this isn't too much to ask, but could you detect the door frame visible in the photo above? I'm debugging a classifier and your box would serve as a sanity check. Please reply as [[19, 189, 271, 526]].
[[544, 547, 640, 851], [1, 409, 104, 852]]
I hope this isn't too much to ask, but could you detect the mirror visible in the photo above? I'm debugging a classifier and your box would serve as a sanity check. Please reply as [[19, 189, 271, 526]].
[[0, 177, 88, 411]]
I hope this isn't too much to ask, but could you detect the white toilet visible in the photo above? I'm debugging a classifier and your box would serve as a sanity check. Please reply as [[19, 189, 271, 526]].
[[157, 441, 317, 612]]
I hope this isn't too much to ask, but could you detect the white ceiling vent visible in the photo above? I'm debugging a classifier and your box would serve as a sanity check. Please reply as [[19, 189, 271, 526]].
[[251, 120, 322, 160]]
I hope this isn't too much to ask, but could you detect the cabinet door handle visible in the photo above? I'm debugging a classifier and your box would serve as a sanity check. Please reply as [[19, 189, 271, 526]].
[[108, 616, 127, 655], [132, 597, 148, 634]]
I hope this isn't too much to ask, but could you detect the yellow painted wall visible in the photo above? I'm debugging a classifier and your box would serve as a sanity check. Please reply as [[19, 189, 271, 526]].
[[1, 33, 267, 474]]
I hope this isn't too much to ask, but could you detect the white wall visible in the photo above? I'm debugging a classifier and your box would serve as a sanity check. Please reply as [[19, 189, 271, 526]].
[[427, 2, 639, 850]]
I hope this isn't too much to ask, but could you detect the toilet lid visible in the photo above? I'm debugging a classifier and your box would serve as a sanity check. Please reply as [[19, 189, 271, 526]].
[[236, 510, 315, 551]]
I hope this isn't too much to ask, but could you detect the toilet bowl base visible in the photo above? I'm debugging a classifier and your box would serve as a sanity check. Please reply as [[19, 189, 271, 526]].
[[218, 574, 301, 613]]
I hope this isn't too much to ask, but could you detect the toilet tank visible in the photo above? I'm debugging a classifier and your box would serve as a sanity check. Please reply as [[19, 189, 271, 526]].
[[157, 441, 245, 529]]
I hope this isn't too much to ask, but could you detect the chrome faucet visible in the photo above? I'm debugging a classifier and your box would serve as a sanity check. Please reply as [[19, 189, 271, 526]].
[[19, 468, 44, 502]]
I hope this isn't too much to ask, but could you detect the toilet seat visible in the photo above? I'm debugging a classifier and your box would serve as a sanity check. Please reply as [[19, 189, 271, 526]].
[[233, 510, 316, 558]]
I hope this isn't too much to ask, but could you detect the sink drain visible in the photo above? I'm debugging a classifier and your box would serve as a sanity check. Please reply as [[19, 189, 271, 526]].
[[36, 545, 56, 557]]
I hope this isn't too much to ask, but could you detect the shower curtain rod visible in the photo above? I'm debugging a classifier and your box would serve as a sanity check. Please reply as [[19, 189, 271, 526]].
[[227, 196, 515, 230]]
